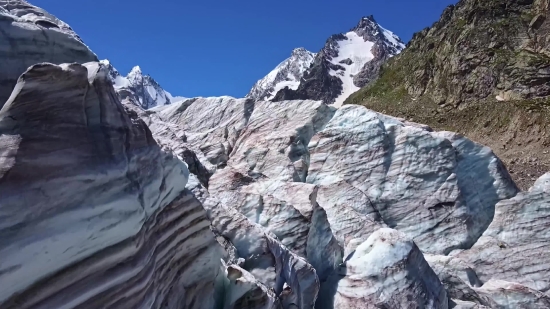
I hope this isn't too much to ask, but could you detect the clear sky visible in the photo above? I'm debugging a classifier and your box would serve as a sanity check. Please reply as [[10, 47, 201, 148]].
[[32, 0, 457, 98]]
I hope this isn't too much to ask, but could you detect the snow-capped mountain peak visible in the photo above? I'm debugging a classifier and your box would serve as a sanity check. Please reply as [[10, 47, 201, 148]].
[[99, 59, 185, 109], [246, 48, 316, 101], [353, 15, 406, 52], [320, 16, 406, 106], [128, 65, 142, 77], [256, 15, 406, 107], [326, 31, 376, 106], [291, 47, 311, 57]]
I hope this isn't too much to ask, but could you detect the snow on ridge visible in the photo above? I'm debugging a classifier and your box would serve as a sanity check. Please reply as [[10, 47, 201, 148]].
[[329, 31, 375, 108], [246, 16, 405, 107], [99, 59, 185, 109], [247, 48, 316, 101], [379, 25, 406, 50], [268, 80, 300, 100]]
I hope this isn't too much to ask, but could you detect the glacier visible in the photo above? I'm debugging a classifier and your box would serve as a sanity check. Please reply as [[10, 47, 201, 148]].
[[1, 1, 550, 309]]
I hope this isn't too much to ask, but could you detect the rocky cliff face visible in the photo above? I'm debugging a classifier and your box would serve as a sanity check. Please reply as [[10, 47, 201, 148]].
[[253, 16, 404, 107], [346, 0, 550, 190], [2, 1, 550, 309]]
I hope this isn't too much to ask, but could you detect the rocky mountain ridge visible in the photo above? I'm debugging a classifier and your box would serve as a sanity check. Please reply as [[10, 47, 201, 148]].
[[100, 59, 186, 109], [1, 1, 550, 309], [247, 48, 316, 101], [349, 0, 550, 106], [266, 15, 405, 107]]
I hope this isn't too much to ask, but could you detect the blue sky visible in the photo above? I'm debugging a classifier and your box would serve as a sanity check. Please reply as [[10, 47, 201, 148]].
[[33, 0, 457, 98]]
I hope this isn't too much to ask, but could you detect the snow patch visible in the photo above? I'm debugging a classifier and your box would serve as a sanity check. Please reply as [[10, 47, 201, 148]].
[[266, 80, 301, 100], [113, 75, 130, 88], [380, 25, 406, 50], [329, 31, 375, 107], [99, 59, 185, 109]]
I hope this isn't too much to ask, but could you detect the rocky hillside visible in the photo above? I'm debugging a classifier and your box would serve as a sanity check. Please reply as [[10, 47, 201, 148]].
[[2, 1, 550, 309], [346, 0, 550, 189], [252, 15, 405, 107]]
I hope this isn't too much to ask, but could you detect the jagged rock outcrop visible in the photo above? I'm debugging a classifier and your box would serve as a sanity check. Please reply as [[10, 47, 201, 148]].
[[456, 172, 550, 293], [346, 0, 550, 189], [266, 16, 404, 107], [318, 228, 448, 309], [0, 0, 97, 107], [247, 48, 316, 101], [0, 62, 223, 308]]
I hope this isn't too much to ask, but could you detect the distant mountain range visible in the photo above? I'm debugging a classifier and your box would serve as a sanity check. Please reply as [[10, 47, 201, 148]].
[[99, 59, 185, 109], [99, 16, 405, 109]]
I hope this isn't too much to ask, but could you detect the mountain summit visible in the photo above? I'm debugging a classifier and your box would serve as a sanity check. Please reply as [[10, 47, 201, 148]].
[[249, 15, 405, 106], [100, 60, 185, 109]]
